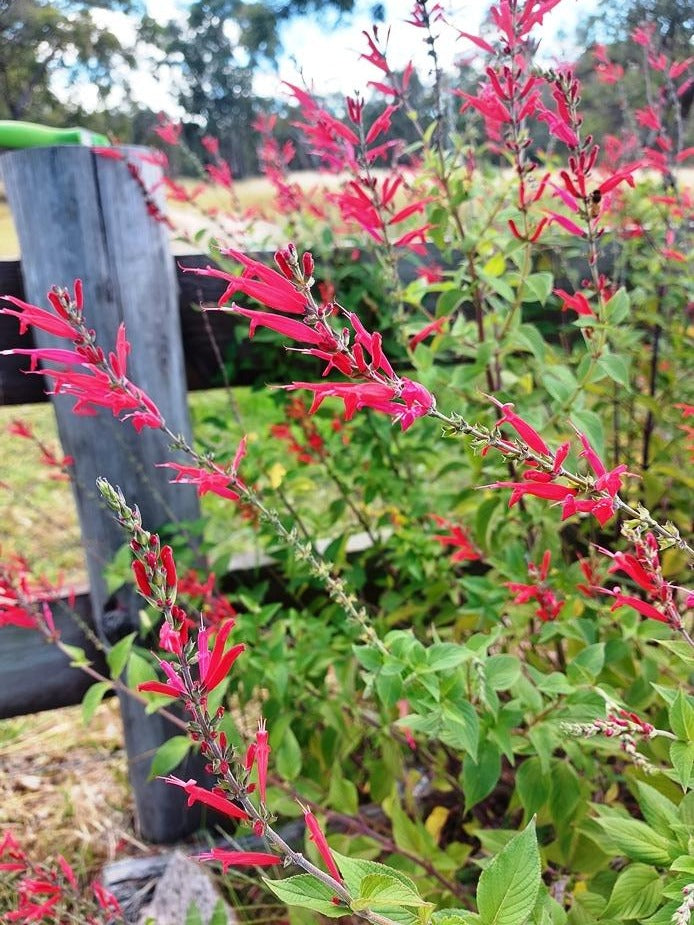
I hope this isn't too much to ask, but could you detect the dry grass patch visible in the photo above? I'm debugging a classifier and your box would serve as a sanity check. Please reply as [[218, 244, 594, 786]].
[[0, 700, 137, 876]]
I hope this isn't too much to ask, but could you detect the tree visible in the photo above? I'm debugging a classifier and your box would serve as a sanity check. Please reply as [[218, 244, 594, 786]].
[[142, 0, 378, 176], [0, 0, 138, 124]]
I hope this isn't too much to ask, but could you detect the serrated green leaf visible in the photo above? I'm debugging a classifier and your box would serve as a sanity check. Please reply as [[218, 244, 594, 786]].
[[351, 873, 428, 910], [670, 741, 694, 790], [263, 874, 346, 917], [149, 735, 191, 780], [485, 655, 521, 690], [595, 818, 676, 865], [669, 692, 694, 742], [81, 680, 112, 726], [603, 864, 662, 919], [331, 851, 420, 898], [432, 911, 480, 924], [106, 632, 137, 678], [477, 819, 541, 925], [670, 856, 694, 875], [440, 701, 479, 760], [635, 782, 679, 838]]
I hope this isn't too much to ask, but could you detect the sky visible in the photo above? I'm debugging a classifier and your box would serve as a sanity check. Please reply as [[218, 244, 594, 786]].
[[81, 0, 598, 114]]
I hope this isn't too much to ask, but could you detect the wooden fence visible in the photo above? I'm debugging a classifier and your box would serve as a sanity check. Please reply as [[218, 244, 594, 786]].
[[0, 145, 330, 842]]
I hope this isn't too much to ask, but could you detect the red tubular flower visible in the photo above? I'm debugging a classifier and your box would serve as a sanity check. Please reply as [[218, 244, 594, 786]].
[[284, 378, 434, 431], [198, 849, 282, 870], [162, 776, 249, 821], [160, 545, 177, 592], [430, 515, 480, 563], [0, 297, 78, 338], [132, 559, 153, 598], [200, 619, 244, 693], [160, 462, 241, 501], [409, 315, 449, 351], [506, 550, 564, 622], [606, 591, 671, 624], [490, 480, 577, 507], [490, 398, 550, 456], [220, 306, 339, 348], [254, 718, 270, 804], [554, 288, 595, 317], [137, 680, 184, 699], [303, 807, 343, 883]]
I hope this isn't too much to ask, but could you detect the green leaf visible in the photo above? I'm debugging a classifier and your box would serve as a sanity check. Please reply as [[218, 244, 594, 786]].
[[331, 851, 420, 898], [61, 643, 91, 668], [520, 272, 554, 305], [149, 735, 192, 780], [595, 818, 676, 865], [127, 651, 156, 690], [440, 701, 479, 760], [463, 742, 502, 812], [515, 758, 550, 818], [432, 911, 480, 924], [263, 875, 346, 917], [477, 819, 541, 925], [209, 899, 228, 925], [597, 354, 630, 389], [603, 864, 663, 919], [570, 409, 604, 460], [275, 726, 302, 780], [566, 644, 605, 684], [427, 642, 472, 671], [635, 782, 679, 838], [541, 367, 578, 404], [603, 288, 630, 324], [107, 632, 137, 679], [485, 655, 521, 690], [328, 768, 359, 815], [669, 692, 694, 742], [483, 254, 506, 278], [351, 873, 429, 910], [184, 902, 203, 925], [81, 680, 112, 725], [670, 741, 694, 790]]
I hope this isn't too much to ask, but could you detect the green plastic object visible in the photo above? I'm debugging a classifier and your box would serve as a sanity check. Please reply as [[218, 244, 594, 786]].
[[0, 120, 110, 149]]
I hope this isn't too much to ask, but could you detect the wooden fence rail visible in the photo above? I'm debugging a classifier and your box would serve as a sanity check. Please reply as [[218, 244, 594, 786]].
[[0, 253, 281, 405]]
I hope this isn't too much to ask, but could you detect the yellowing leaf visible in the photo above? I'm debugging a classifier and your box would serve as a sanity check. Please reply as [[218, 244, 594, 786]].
[[267, 462, 286, 488], [425, 805, 450, 843]]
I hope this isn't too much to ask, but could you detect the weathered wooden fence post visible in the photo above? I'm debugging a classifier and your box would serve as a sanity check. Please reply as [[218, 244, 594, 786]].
[[1, 146, 203, 842]]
